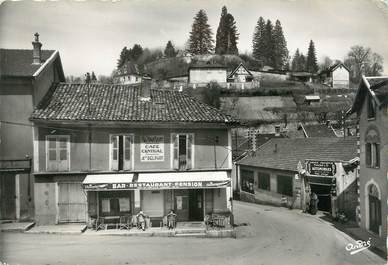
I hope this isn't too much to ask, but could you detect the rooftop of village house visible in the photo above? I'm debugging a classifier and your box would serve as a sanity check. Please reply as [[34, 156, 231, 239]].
[[237, 137, 357, 172], [30, 82, 237, 125]]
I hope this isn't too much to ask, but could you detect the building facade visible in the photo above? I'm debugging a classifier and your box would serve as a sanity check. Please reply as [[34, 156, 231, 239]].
[[0, 33, 65, 220], [236, 137, 358, 218], [30, 82, 235, 226], [188, 64, 227, 88], [113, 61, 143, 84], [319, 63, 350, 89], [349, 76, 388, 240]]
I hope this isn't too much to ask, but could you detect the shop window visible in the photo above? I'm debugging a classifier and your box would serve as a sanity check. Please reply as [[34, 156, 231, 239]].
[[172, 133, 194, 170], [367, 95, 376, 119], [241, 169, 254, 194], [277, 175, 293, 196], [100, 196, 131, 216], [46, 135, 70, 171], [110, 135, 133, 171], [258, 172, 270, 191]]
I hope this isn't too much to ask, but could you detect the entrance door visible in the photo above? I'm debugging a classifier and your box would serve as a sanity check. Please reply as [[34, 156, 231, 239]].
[[174, 190, 189, 221], [368, 184, 381, 234], [310, 184, 331, 212], [58, 183, 87, 223], [189, 190, 203, 221], [0, 173, 16, 220]]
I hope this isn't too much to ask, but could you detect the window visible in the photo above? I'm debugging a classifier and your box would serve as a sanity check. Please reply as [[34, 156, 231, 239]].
[[367, 95, 376, 119], [277, 175, 293, 196], [365, 127, 380, 168], [275, 125, 281, 136], [366, 143, 380, 168], [172, 133, 194, 170], [241, 170, 254, 194], [46, 135, 70, 171], [110, 135, 133, 171], [258, 172, 270, 191], [100, 196, 131, 216]]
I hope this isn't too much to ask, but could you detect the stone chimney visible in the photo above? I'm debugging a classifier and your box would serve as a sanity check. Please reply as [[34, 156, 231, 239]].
[[140, 76, 152, 101], [32, 32, 42, 64]]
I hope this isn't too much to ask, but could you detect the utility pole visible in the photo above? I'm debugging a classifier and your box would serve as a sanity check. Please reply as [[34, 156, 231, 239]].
[[86, 73, 92, 171]]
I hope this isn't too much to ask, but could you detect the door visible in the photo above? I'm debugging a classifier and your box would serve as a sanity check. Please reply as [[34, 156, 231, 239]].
[[189, 190, 203, 221], [369, 195, 381, 234], [174, 190, 189, 221], [0, 173, 16, 220], [310, 184, 331, 212], [142, 190, 164, 217], [58, 183, 87, 223]]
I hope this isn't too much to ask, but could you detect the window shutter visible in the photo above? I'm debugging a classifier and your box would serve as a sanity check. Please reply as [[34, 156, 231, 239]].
[[375, 143, 380, 168], [123, 135, 132, 170], [186, 134, 193, 169], [172, 134, 179, 169], [111, 135, 119, 170], [365, 143, 371, 167]]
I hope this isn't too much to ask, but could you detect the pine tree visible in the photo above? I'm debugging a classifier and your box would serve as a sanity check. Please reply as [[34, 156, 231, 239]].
[[298, 53, 306, 71], [215, 6, 228, 55], [117, 46, 129, 68], [91, 71, 97, 83], [263, 19, 275, 67], [129, 44, 143, 62], [273, 20, 289, 69], [291, 49, 300, 71], [188, 10, 214, 55], [252, 17, 266, 63], [306, 40, 318, 73], [164, 41, 177, 57], [215, 6, 239, 55], [225, 13, 239, 54]]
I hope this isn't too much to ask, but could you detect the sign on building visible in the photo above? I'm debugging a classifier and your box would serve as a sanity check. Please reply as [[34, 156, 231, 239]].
[[306, 160, 336, 177], [140, 135, 164, 162]]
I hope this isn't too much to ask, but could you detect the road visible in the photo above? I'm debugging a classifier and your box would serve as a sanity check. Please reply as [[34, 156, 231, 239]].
[[0, 201, 384, 265]]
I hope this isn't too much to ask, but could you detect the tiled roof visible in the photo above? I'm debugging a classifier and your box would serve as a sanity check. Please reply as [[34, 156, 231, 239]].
[[31, 83, 235, 124], [0, 49, 55, 77], [238, 137, 357, 172], [302, 124, 336, 138]]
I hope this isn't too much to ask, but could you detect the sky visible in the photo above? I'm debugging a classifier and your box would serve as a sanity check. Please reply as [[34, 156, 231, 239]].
[[0, 0, 388, 76]]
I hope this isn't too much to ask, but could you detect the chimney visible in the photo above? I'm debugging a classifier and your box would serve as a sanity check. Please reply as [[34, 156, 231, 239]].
[[32, 32, 42, 64], [274, 143, 278, 153], [140, 76, 152, 101]]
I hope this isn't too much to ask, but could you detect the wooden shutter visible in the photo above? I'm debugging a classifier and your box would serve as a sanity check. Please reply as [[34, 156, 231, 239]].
[[186, 134, 193, 169], [58, 136, 69, 171], [123, 135, 132, 170], [172, 134, 179, 169], [111, 135, 119, 170], [374, 143, 380, 168]]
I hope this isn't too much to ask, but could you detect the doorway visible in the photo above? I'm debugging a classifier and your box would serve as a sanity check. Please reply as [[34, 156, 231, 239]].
[[174, 189, 203, 221], [310, 184, 331, 212], [368, 184, 381, 234], [0, 173, 16, 220]]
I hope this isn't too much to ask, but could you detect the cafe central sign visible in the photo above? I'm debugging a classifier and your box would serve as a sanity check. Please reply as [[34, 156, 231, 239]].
[[306, 160, 336, 177], [140, 135, 164, 162], [83, 180, 231, 190]]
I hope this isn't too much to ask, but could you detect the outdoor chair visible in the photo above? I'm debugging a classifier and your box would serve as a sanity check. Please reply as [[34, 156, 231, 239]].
[[96, 217, 106, 231], [119, 215, 131, 230], [131, 215, 138, 228], [160, 216, 168, 228], [204, 214, 214, 228]]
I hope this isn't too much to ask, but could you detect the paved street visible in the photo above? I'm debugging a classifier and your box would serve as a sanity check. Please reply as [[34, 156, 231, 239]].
[[0, 201, 384, 265]]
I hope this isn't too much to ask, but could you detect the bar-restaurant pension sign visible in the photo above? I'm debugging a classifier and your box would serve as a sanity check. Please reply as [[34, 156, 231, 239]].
[[83, 180, 231, 190], [306, 160, 336, 177], [140, 135, 164, 162]]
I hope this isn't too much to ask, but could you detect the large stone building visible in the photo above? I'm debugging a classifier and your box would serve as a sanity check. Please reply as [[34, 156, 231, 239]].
[[0, 33, 65, 220], [348, 76, 388, 241], [30, 81, 235, 226]]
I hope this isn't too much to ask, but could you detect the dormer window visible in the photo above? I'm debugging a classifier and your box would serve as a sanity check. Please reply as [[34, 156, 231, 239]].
[[367, 95, 376, 119]]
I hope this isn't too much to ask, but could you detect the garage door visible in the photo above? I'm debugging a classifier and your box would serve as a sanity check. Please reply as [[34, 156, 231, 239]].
[[58, 183, 87, 223]]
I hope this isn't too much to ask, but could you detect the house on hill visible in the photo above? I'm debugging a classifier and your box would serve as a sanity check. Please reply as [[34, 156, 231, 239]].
[[226, 63, 258, 90], [30, 80, 236, 226], [236, 137, 358, 219], [0, 33, 65, 221], [318, 63, 350, 89], [113, 61, 144, 84], [348, 75, 388, 241]]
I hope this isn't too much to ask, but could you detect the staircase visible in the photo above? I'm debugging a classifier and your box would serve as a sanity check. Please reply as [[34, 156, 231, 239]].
[[174, 222, 206, 237]]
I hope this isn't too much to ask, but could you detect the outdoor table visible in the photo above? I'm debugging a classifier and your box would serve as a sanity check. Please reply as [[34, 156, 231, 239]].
[[104, 216, 120, 229]]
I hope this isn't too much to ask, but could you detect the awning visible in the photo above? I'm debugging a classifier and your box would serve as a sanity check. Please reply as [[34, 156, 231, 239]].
[[82, 171, 230, 191], [82, 174, 134, 190], [136, 171, 230, 190]]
